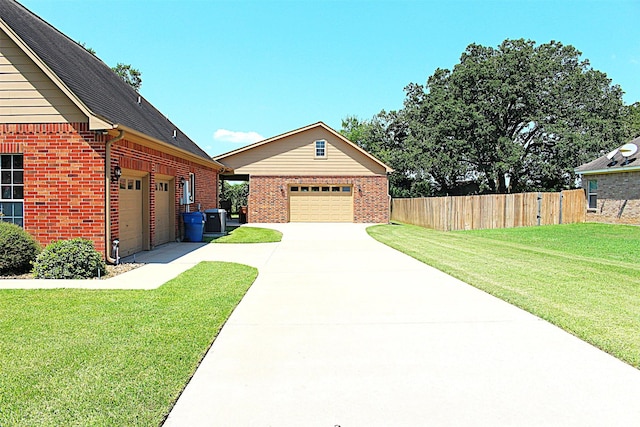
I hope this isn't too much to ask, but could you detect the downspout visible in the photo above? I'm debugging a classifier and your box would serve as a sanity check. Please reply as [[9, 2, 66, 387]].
[[105, 130, 125, 264], [387, 172, 392, 224]]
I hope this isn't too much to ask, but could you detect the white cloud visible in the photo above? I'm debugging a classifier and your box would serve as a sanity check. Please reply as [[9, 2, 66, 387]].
[[213, 129, 264, 144]]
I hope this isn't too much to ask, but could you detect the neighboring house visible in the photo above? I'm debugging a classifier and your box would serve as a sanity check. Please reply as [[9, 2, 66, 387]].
[[0, 1, 223, 259], [214, 122, 393, 223], [574, 137, 640, 224]]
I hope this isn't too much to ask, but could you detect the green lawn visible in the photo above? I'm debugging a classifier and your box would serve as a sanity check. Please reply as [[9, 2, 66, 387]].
[[0, 261, 257, 427], [208, 226, 282, 243], [367, 222, 640, 368]]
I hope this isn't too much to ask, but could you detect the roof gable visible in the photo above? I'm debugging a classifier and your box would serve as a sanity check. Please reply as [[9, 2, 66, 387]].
[[0, 0, 213, 162], [0, 28, 88, 124], [575, 137, 640, 175], [215, 122, 393, 175]]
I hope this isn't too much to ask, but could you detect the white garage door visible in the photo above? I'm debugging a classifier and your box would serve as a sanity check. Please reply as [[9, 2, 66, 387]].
[[154, 179, 174, 246], [289, 185, 353, 222], [119, 176, 143, 257]]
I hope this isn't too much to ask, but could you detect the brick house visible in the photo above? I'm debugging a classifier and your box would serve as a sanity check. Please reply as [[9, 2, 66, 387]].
[[214, 122, 393, 223], [0, 1, 223, 259], [574, 137, 640, 224]]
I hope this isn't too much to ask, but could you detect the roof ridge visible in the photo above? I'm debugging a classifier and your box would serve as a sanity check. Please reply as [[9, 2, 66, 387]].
[[213, 122, 326, 159]]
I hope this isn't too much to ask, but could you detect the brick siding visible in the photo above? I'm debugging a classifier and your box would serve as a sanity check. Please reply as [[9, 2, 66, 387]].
[[582, 171, 640, 224], [248, 175, 390, 223], [112, 139, 218, 248], [0, 123, 218, 256]]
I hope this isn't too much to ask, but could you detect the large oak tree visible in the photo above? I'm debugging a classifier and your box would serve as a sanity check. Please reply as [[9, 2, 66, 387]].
[[343, 39, 628, 196]]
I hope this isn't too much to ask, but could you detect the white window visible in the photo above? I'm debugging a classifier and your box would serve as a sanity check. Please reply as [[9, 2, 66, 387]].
[[315, 140, 326, 158], [587, 180, 597, 210], [0, 154, 24, 226]]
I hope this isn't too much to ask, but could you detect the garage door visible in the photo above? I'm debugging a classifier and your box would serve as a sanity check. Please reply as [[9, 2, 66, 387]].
[[154, 179, 174, 246], [119, 176, 144, 257], [289, 185, 353, 222]]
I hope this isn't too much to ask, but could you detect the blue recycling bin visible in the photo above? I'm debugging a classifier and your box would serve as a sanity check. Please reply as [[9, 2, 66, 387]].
[[182, 211, 205, 242]]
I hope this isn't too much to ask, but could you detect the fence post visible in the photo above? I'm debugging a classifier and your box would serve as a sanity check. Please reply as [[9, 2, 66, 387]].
[[537, 192, 542, 226], [445, 196, 450, 231], [559, 192, 563, 224]]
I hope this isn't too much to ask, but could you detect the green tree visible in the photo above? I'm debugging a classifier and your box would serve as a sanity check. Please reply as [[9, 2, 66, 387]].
[[374, 39, 627, 195], [78, 42, 142, 91], [342, 112, 429, 197], [112, 63, 142, 91], [221, 181, 249, 213], [624, 102, 640, 140]]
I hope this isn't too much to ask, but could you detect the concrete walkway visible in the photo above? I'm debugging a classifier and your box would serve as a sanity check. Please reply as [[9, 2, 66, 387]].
[[0, 238, 278, 290], [163, 223, 640, 426]]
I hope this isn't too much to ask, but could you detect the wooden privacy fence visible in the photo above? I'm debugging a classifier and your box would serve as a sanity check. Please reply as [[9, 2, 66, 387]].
[[391, 189, 586, 231]]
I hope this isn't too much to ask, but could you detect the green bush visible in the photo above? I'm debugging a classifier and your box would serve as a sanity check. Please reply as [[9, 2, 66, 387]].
[[34, 238, 106, 279], [0, 221, 40, 275]]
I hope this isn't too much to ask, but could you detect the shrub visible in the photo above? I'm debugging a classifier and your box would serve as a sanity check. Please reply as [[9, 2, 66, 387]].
[[34, 238, 106, 279], [0, 221, 40, 275]]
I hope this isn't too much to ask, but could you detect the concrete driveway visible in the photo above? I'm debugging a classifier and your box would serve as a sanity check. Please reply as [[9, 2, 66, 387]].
[[164, 223, 640, 426]]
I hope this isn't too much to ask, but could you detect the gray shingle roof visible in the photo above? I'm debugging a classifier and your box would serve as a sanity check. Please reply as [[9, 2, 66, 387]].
[[0, 0, 212, 161], [575, 137, 640, 174]]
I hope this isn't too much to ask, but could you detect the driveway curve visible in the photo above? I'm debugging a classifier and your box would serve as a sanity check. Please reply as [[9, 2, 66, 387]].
[[164, 223, 640, 426]]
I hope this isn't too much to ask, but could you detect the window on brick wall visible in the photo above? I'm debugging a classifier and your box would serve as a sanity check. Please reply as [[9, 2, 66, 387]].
[[0, 154, 24, 226], [587, 179, 597, 210]]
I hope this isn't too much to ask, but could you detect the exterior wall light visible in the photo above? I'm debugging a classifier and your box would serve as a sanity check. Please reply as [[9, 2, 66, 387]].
[[112, 165, 122, 183]]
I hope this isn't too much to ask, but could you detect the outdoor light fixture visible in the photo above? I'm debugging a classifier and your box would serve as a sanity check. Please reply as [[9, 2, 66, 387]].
[[112, 165, 122, 183], [357, 185, 363, 195], [180, 176, 186, 187]]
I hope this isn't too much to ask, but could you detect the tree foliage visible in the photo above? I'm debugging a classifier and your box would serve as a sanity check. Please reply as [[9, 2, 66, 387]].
[[343, 39, 628, 196], [624, 102, 640, 140], [112, 63, 142, 91], [78, 41, 96, 56], [342, 113, 420, 197], [220, 181, 249, 213], [78, 42, 142, 91]]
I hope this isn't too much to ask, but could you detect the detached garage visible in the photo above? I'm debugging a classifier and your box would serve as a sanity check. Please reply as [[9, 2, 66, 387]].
[[215, 122, 393, 223]]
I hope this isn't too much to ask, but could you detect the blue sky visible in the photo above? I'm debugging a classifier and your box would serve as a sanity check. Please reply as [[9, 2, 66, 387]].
[[20, 0, 640, 156]]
